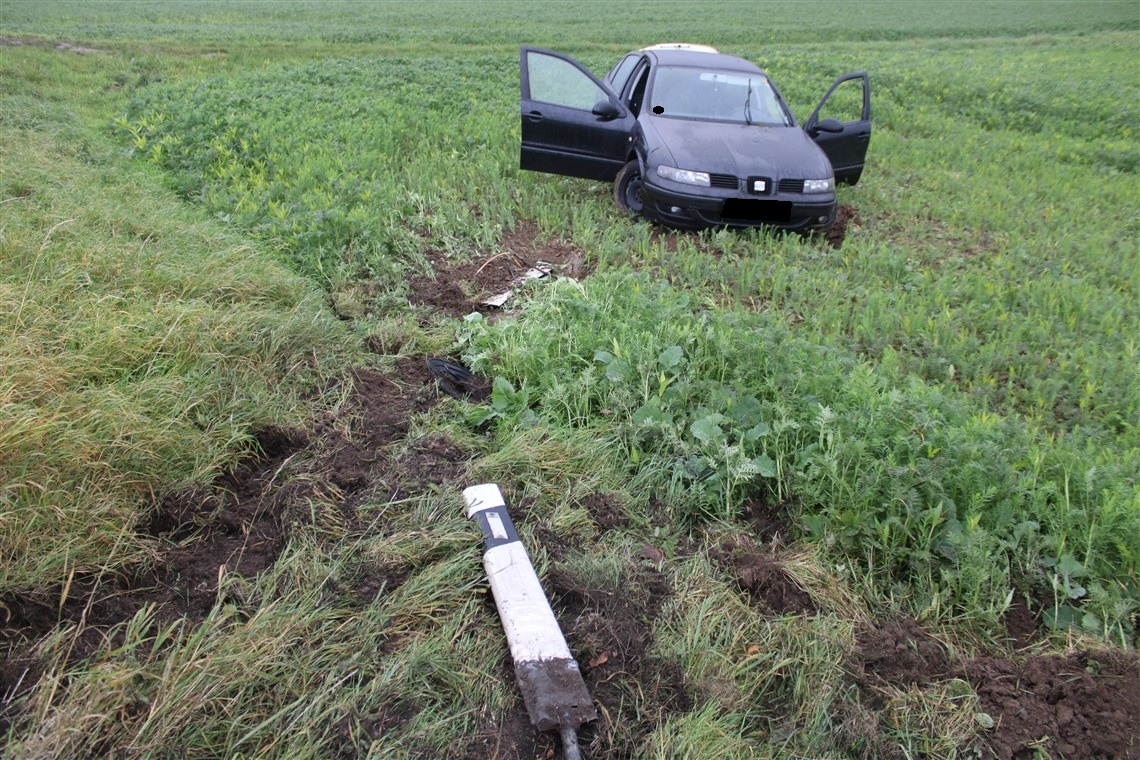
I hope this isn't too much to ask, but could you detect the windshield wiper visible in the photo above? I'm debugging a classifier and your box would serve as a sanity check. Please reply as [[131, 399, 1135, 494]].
[[744, 78, 754, 125]]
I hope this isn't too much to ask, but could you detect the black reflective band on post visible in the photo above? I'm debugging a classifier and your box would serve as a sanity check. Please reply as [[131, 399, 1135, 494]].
[[472, 505, 521, 551]]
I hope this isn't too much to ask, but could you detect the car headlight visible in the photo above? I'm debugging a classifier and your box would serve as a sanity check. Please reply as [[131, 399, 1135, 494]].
[[656, 165, 710, 187], [802, 177, 835, 194]]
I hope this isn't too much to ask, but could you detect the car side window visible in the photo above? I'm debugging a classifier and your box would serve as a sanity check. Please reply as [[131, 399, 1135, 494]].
[[527, 52, 607, 111], [608, 54, 640, 96], [815, 77, 866, 124], [627, 65, 649, 116]]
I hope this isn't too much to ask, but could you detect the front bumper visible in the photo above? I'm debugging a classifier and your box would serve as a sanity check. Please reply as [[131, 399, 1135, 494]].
[[642, 178, 837, 232]]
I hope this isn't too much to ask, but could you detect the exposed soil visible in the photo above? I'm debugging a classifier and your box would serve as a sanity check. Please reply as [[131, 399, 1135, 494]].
[[391, 434, 476, 497], [0, 654, 43, 739], [580, 491, 630, 533], [409, 220, 588, 319], [966, 650, 1140, 760], [854, 618, 954, 688], [852, 618, 1140, 760], [648, 225, 685, 254], [740, 496, 794, 544], [546, 560, 690, 757], [334, 695, 422, 759], [0, 357, 476, 738], [0, 423, 310, 668], [826, 203, 859, 249], [712, 539, 817, 616], [1001, 599, 1042, 649], [458, 698, 556, 760]]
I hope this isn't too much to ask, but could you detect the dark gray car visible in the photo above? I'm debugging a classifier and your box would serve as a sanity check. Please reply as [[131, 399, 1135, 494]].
[[519, 44, 870, 232]]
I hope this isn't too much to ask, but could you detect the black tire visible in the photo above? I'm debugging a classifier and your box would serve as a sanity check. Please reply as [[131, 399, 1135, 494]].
[[613, 159, 645, 216]]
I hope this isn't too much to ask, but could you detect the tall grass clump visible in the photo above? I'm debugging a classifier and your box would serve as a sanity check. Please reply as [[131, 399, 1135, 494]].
[[461, 272, 1139, 641], [0, 119, 354, 594]]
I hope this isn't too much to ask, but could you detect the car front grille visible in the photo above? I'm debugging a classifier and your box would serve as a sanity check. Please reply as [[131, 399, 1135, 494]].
[[709, 173, 738, 189], [778, 178, 805, 193]]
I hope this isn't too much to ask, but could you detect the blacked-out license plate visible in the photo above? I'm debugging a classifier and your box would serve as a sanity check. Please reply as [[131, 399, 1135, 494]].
[[720, 199, 792, 223]]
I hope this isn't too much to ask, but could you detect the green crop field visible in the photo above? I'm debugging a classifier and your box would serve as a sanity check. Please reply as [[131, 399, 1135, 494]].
[[2, 2, 1138, 758]]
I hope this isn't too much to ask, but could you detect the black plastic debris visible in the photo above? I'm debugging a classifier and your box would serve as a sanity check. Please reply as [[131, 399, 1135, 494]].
[[425, 357, 476, 400]]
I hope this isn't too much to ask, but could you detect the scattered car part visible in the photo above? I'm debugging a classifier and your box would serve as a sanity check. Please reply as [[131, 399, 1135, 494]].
[[518, 44, 871, 232], [480, 260, 552, 308], [425, 357, 476, 399], [463, 483, 596, 760]]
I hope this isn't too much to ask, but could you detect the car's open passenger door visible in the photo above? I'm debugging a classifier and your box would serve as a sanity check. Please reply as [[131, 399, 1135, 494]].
[[520, 47, 635, 182], [803, 72, 871, 185]]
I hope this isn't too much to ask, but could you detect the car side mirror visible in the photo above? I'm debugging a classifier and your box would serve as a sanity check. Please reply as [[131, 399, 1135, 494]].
[[592, 100, 621, 121], [811, 117, 845, 134]]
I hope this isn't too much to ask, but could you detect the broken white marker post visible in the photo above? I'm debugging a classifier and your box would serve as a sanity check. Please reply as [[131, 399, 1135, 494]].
[[463, 483, 596, 760]]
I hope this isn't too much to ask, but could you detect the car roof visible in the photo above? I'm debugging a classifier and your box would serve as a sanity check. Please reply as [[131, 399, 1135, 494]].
[[640, 47, 764, 74]]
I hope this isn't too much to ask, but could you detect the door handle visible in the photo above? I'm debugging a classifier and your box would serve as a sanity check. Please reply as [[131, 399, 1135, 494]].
[[525, 111, 544, 123]]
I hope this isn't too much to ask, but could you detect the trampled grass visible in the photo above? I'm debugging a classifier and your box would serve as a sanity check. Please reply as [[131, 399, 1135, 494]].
[[2, 2, 1138, 757]]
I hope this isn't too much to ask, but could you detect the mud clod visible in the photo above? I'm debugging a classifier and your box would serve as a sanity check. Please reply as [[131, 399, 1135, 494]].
[[966, 650, 1140, 760], [852, 617, 1140, 760], [546, 562, 689, 756], [713, 541, 816, 616], [854, 618, 953, 686], [826, 204, 859, 249]]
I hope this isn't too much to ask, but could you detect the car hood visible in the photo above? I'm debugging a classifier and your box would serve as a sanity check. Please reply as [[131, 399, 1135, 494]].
[[643, 117, 832, 179]]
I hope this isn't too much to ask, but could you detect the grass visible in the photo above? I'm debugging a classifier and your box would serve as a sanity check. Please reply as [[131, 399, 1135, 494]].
[[3, 1, 1136, 46], [2, 1, 1138, 757], [0, 118, 355, 594], [462, 271, 1138, 635]]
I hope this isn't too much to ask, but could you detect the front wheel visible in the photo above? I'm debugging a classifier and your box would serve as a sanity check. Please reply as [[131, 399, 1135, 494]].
[[613, 160, 645, 216]]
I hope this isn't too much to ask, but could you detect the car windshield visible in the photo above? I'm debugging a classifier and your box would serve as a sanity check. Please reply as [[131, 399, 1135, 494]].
[[649, 66, 791, 126]]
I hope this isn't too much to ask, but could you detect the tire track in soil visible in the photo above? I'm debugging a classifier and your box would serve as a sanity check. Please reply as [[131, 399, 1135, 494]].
[[0, 358, 483, 734], [0, 222, 587, 752], [17, 205, 1122, 759]]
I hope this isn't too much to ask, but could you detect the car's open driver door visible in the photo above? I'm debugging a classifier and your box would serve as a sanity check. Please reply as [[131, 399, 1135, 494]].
[[520, 47, 635, 182], [804, 72, 871, 185]]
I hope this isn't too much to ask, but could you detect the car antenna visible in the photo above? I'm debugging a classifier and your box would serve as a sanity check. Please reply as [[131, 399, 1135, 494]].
[[745, 77, 754, 125]]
